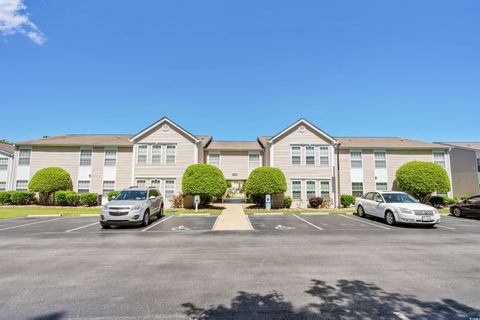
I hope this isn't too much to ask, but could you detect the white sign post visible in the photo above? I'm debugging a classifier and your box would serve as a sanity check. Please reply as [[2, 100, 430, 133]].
[[266, 194, 271, 211], [194, 195, 200, 213]]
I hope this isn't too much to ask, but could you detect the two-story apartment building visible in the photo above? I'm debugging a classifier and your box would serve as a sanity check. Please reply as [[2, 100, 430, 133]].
[[0, 143, 15, 191], [10, 117, 453, 207]]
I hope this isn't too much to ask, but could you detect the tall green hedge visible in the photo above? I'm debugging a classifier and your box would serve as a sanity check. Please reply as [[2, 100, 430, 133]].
[[243, 167, 287, 206], [396, 161, 451, 203], [29, 167, 73, 204], [182, 164, 227, 205]]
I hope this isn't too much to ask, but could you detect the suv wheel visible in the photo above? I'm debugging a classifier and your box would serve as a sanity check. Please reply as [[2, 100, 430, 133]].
[[101, 223, 110, 229], [159, 205, 164, 218], [357, 206, 366, 218], [385, 211, 396, 226], [142, 210, 150, 227], [452, 207, 463, 217]]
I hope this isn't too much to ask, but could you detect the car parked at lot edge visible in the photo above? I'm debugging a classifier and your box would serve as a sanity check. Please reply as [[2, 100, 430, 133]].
[[100, 186, 164, 228], [355, 191, 440, 227], [450, 195, 480, 218]]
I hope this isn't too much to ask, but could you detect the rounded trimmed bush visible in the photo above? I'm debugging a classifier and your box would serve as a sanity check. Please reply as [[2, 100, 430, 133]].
[[80, 193, 98, 206], [341, 194, 356, 208], [182, 164, 227, 205], [29, 167, 73, 204], [284, 196, 292, 209], [396, 161, 451, 203], [244, 167, 287, 197]]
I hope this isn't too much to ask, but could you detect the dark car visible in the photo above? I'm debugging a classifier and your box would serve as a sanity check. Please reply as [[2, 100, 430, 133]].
[[450, 195, 480, 217]]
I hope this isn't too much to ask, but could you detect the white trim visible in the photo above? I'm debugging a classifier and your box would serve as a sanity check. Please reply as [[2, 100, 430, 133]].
[[194, 143, 199, 164], [130, 117, 200, 143], [267, 119, 337, 144], [270, 144, 274, 167], [207, 151, 221, 168], [349, 149, 363, 169], [248, 151, 261, 172], [373, 149, 387, 169]]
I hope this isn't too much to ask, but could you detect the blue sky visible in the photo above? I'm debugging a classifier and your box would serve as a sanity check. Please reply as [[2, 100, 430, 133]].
[[1, 0, 479, 142]]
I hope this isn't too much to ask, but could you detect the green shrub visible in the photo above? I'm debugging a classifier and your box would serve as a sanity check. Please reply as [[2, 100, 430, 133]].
[[55, 191, 74, 206], [0, 191, 13, 205], [428, 196, 445, 208], [243, 167, 287, 207], [284, 196, 292, 209], [80, 193, 98, 206], [341, 194, 356, 208], [29, 167, 73, 204], [108, 191, 121, 201], [226, 181, 232, 189], [10, 191, 36, 205], [182, 164, 227, 206], [66, 192, 81, 206], [395, 161, 451, 203], [461, 195, 471, 201]]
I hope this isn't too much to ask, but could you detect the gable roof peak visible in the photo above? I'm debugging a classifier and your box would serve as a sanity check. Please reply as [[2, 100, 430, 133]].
[[130, 117, 200, 143], [267, 118, 337, 144]]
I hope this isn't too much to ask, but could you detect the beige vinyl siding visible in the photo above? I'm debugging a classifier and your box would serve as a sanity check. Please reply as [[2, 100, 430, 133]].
[[338, 149, 352, 195], [448, 148, 479, 197], [206, 151, 261, 180], [89, 147, 104, 194], [29, 146, 80, 186], [362, 150, 376, 192], [116, 147, 133, 190]]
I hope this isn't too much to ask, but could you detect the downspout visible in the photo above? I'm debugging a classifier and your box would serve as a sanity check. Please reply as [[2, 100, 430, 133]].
[[336, 143, 341, 208]]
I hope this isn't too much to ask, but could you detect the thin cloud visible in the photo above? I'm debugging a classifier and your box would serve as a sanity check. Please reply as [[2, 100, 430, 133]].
[[0, 0, 46, 44]]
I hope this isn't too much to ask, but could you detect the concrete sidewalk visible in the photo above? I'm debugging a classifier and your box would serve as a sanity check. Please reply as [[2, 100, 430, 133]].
[[213, 202, 253, 231]]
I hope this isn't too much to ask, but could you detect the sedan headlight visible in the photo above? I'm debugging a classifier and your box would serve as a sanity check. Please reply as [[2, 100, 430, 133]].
[[131, 204, 142, 211], [399, 207, 413, 214], [102, 204, 108, 211]]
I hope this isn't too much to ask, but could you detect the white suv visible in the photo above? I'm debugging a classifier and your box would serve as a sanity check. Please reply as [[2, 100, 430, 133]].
[[355, 191, 440, 227], [100, 187, 164, 228]]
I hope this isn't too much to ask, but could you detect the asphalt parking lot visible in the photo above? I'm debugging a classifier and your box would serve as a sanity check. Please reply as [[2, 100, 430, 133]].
[[1, 213, 480, 319]]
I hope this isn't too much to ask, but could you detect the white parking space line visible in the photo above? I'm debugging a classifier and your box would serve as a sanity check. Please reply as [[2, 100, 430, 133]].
[[444, 216, 480, 225], [65, 222, 99, 233], [292, 214, 324, 231], [437, 224, 456, 230], [141, 215, 174, 232], [339, 214, 391, 230], [0, 217, 63, 231], [393, 312, 411, 320]]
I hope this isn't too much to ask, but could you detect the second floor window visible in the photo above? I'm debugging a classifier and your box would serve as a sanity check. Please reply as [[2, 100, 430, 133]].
[[152, 145, 162, 164], [433, 151, 445, 168], [166, 145, 176, 164], [209, 153, 220, 167], [374, 151, 386, 169], [0, 158, 7, 171], [137, 145, 147, 164], [249, 154, 260, 170], [306, 146, 315, 165], [80, 149, 92, 166], [104, 149, 117, 167], [291, 146, 301, 165], [18, 148, 31, 166], [350, 151, 362, 169], [319, 146, 329, 166]]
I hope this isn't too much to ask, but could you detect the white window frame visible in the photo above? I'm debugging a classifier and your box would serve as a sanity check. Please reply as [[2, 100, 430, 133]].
[[291, 146, 301, 165], [375, 182, 388, 191], [305, 146, 315, 166], [16, 180, 28, 190], [319, 146, 330, 166], [18, 148, 31, 166], [374, 150, 387, 169], [306, 180, 316, 198], [77, 180, 90, 193], [292, 180, 302, 200], [352, 182, 364, 197], [0, 181, 6, 191], [0, 157, 8, 171], [102, 180, 115, 197], [433, 151, 446, 168], [320, 180, 330, 199], [166, 145, 177, 165], [150, 179, 161, 188], [248, 152, 260, 171], [137, 145, 148, 165], [350, 150, 363, 169], [208, 152, 221, 168], [79, 148, 93, 167], [136, 179, 147, 187], [151, 145, 162, 164], [164, 179, 176, 200], [104, 148, 117, 167]]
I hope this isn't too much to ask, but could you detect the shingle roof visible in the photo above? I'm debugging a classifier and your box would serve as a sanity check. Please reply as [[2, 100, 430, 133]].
[[336, 137, 446, 149], [196, 136, 213, 147], [436, 142, 480, 151], [16, 134, 133, 147], [257, 136, 271, 148], [205, 141, 264, 151], [0, 142, 14, 154]]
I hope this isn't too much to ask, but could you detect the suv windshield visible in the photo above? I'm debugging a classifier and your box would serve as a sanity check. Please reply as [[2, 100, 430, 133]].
[[382, 193, 416, 203], [115, 190, 147, 201]]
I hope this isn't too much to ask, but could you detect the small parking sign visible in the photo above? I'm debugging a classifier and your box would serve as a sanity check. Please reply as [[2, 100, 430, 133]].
[[194, 195, 200, 204], [266, 194, 271, 210]]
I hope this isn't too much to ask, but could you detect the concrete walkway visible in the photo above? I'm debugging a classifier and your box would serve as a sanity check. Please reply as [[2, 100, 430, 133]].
[[213, 201, 252, 231]]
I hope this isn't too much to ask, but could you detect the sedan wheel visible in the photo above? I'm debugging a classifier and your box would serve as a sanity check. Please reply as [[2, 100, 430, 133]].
[[453, 208, 463, 217], [385, 211, 396, 226], [357, 206, 366, 218], [142, 211, 150, 227]]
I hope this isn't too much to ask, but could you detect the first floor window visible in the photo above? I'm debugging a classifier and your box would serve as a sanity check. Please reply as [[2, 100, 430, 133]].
[[104, 149, 117, 167], [80, 149, 92, 166], [165, 180, 175, 199], [152, 145, 162, 164], [306, 146, 315, 165], [150, 179, 161, 188], [319, 146, 329, 166], [433, 151, 445, 168], [249, 153, 260, 170], [376, 182, 388, 191], [136, 179, 146, 187], [306, 180, 316, 198], [321, 181, 330, 199], [0, 158, 8, 171], [137, 145, 147, 164], [292, 180, 302, 200], [374, 151, 387, 169], [166, 145, 176, 164], [78, 180, 90, 193], [209, 153, 220, 167], [352, 182, 364, 197], [16, 180, 28, 190], [350, 151, 362, 168], [0, 181, 6, 191], [18, 148, 31, 166], [291, 146, 301, 165], [102, 180, 115, 199]]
